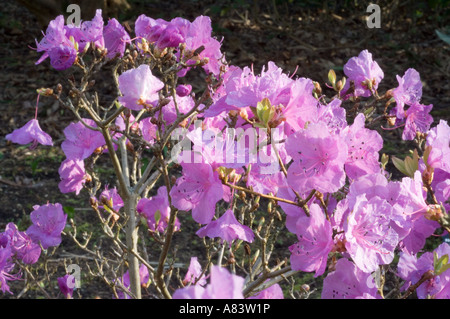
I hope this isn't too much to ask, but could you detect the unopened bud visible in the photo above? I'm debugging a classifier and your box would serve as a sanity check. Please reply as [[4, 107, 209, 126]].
[[335, 80, 344, 92], [313, 81, 322, 96], [422, 166, 434, 186], [37, 88, 53, 96], [56, 83, 63, 94], [387, 116, 396, 127], [239, 108, 248, 121]]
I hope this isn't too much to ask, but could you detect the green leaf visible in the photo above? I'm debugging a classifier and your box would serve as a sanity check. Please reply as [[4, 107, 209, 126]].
[[63, 206, 75, 219], [392, 156, 408, 176], [154, 210, 161, 227], [436, 30, 450, 45]]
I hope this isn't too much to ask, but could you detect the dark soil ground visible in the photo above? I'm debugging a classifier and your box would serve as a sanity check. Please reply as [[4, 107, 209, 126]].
[[0, 0, 449, 299]]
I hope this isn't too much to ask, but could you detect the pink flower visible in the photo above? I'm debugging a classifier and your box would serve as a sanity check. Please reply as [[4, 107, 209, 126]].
[[48, 44, 77, 70], [115, 264, 150, 299], [26, 203, 67, 249], [402, 103, 433, 141], [61, 119, 105, 160], [341, 113, 383, 180], [282, 77, 319, 135], [99, 186, 123, 212], [393, 68, 423, 119], [118, 64, 164, 111], [170, 162, 223, 224], [196, 210, 254, 244], [183, 16, 223, 76], [397, 243, 450, 299], [426, 120, 450, 174], [5, 119, 53, 149], [173, 265, 244, 299], [58, 274, 75, 298], [322, 258, 381, 299], [35, 15, 76, 69], [58, 158, 87, 195], [137, 186, 180, 233], [247, 283, 284, 299], [182, 257, 207, 286], [285, 121, 348, 194], [344, 195, 399, 273], [343, 50, 384, 98], [0, 246, 20, 294], [1, 223, 41, 265], [289, 204, 334, 277], [103, 18, 130, 59]]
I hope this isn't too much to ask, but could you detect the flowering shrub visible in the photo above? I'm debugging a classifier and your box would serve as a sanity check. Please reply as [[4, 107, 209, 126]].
[[2, 9, 449, 300]]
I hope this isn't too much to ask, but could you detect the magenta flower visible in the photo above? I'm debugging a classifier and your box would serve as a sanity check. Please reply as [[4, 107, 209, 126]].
[[170, 162, 223, 224], [343, 49, 384, 97], [139, 117, 157, 145], [0, 246, 20, 294], [344, 195, 399, 273], [426, 120, 450, 174], [103, 18, 130, 59], [35, 15, 75, 69], [26, 203, 67, 250], [137, 186, 180, 233], [196, 209, 254, 244], [176, 84, 192, 97], [48, 43, 78, 70], [115, 264, 150, 299], [282, 77, 319, 135], [289, 204, 334, 277], [247, 283, 284, 299], [183, 16, 224, 76], [393, 68, 423, 119], [173, 265, 244, 299], [134, 15, 188, 49], [225, 62, 292, 110], [61, 119, 105, 160], [397, 243, 450, 299], [316, 98, 347, 134], [1, 223, 41, 265], [182, 257, 207, 286], [99, 186, 123, 212], [58, 274, 75, 298], [79, 9, 105, 50], [118, 64, 164, 111], [5, 119, 53, 149], [402, 103, 433, 141], [322, 258, 381, 299], [58, 158, 88, 195], [341, 113, 383, 180], [285, 121, 348, 195]]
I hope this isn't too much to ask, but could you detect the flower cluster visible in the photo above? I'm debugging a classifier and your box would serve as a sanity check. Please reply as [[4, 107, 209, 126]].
[[3, 9, 449, 300]]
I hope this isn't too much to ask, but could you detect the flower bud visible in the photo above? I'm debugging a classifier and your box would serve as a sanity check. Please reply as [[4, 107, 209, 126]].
[[426, 204, 444, 222], [176, 84, 192, 97], [37, 88, 54, 96]]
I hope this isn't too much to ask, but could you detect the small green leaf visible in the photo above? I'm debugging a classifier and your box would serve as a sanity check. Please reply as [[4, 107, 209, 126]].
[[436, 29, 450, 45], [392, 156, 408, 176], [63, 206, 75, 219], [154, 210, 161, 227]]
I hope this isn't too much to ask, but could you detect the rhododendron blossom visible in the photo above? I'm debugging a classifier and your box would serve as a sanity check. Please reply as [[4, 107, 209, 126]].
[[5, 119, 53, 149], [118, 64, 164, 111], [285, 121, 348, 194], [322, 258, 381, 299], [26, 203, 67, 250], [289, 203, 334, 277], [343, 49, 384, 97], [344, 195, 399, 273], [196, 209, 254, 244], [170, 162, 223, 224], [173, 265, 244, 299]]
